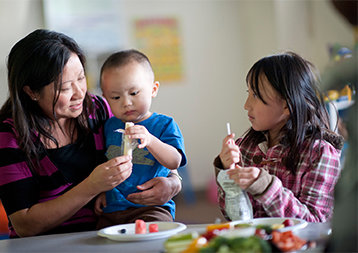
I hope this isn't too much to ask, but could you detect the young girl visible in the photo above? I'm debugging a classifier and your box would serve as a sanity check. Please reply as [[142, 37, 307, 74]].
[[214, 52, 343, 222]]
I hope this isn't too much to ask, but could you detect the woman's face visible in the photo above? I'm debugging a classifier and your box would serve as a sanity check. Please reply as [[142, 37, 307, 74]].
[[37, 53, 87, 122]]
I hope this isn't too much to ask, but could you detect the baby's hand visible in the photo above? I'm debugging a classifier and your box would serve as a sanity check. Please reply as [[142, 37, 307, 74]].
[[94, 192, 107, 216], [219, 133, 241, 169], [125, 125, 153, 149]]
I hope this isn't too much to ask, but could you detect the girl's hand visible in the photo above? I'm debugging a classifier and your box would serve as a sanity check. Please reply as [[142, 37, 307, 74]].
[[219, 133, 241, 169], [126, 125, 153, 149], [226, 165, 260, 189], [94, 192, 107, 216], [85, 155, 132, 196]]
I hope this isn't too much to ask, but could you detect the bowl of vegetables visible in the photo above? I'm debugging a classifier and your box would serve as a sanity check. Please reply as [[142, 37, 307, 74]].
[[164, 218, 309, 253]]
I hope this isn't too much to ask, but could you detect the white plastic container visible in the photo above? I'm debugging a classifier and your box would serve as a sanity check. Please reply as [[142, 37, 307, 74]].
[[217, 169, 253, 221], [121, 122, 136, 156]]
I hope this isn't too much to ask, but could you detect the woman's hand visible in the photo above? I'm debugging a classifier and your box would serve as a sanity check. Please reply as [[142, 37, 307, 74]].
[[85, 155, 133, 196], [219, 133, 241, 169], [94, 192, 107, 216], [126, 175, 181, 205], [9, 156, 132, 237], [226, 165, 260, 190]]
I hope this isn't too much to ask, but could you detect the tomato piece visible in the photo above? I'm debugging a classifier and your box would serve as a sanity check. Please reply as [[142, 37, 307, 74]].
[[149, 223, 159, 233], [282, 219, 295, 227], [201, 229, 220, 241], [271, 230, 306, 252], [135, 219, 147, 234]]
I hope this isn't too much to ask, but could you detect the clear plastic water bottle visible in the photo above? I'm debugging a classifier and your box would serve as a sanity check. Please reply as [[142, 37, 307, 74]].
[[217, 169, 253, 221]]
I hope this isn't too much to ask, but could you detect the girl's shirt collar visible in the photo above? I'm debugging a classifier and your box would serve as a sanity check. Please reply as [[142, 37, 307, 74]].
[[258, 132, 285, 154]]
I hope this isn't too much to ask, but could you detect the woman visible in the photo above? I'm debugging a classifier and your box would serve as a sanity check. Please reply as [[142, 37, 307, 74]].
[[0, 29, 181, 238]]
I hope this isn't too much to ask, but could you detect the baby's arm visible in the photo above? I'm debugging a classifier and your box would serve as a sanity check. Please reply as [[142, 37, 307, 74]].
[[125, 125, 181, 170]]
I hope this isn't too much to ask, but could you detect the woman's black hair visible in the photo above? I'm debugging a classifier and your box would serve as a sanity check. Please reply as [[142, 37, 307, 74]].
[[242, 52, 332, 174], [0, 29, 94, 171]]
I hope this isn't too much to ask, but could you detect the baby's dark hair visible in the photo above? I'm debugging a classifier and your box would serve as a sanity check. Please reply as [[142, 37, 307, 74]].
[[100, 49, 154, 84], [242, 51, 334, 174]]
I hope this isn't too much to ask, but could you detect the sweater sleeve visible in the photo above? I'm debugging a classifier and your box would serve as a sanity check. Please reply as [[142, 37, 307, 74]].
[[0, 121, 39, 215], [255, 141, 341, 222]]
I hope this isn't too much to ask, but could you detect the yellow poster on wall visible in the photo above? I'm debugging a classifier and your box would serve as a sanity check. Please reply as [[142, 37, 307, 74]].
[[134, 18, 183, 83]]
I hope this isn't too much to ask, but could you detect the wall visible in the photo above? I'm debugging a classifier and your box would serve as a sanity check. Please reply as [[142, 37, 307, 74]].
[[0, 0, 353, 190], [122, 1, 249, 190], [0, 0, 44, 103]]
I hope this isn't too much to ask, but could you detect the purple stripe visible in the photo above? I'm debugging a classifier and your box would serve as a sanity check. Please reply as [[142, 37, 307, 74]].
[[62, 216, 96, 226], [94, 132, 104, 150], [89, 94, 113, 119], [62, 208, 96, 226], [95, 94, 113, 118], [104, 98, 114, 118], [0, 132, 19, 149], [0, 162, 32, 185], [38, 156, 58, 176], [38, 183, 72, 201], [73, 208, 94, 219], [3, 119, 14, 126]]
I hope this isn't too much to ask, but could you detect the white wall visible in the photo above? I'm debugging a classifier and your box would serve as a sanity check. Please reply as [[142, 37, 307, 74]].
[[0, 0, 352, 190], [122, 1, 249, 190], [0, 0, 44, 103]]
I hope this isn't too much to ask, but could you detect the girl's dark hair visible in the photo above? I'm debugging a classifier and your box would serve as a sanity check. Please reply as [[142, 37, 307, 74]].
[[242, 51, 331, 174], [0, 29, 94, 170], [100, 49, 153, 86]]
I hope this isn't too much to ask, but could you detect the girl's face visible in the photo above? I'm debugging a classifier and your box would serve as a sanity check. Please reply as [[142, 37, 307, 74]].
[[27, 53, 87, 123], [101, 61, 159, 123], [244, 74, 290, 140]]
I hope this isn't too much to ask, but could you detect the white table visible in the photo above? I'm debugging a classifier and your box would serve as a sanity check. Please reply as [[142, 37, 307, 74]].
[[0, 222, 331, 252]]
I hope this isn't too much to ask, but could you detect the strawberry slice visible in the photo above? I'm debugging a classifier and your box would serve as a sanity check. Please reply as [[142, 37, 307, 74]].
[[149, 223, 159, 233], [135, 219, 147, 234]]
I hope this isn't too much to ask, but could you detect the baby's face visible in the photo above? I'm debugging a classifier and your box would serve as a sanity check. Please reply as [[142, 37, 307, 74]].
[[101, 61, 158, 123]]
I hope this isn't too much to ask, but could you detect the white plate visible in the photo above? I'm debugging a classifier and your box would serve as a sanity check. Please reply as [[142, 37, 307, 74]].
[[97, 221, 187, 241], [220, 226, 257, 238], [232, 217, 308, 232]]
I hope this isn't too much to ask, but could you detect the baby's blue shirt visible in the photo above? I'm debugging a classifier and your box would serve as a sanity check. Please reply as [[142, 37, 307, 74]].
[[103, 112, 186, 218]]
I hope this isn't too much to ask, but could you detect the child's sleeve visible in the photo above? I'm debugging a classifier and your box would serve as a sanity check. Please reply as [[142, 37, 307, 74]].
[[256, 141, 341, 222], [161, 118, 187, 168]]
